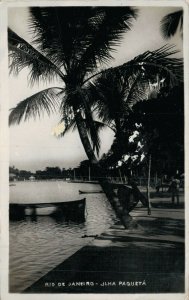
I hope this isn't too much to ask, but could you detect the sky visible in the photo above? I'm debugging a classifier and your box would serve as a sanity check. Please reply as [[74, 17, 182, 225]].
[[8, 6, 183, 172]]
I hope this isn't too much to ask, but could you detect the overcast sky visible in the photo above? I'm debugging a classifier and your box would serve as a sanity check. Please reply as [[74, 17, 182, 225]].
[[8, 6, 183, 172]]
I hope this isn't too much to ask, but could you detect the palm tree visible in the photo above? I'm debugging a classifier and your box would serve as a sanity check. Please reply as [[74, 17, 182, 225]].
[[86, 45, 183, 140], [85, 46, 183, 215], [9, 7, 183, 228], [87, 63, 149, 138], [160, 10, 183, 39]]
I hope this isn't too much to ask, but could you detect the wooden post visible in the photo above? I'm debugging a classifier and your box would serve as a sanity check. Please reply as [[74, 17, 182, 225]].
[[147, 155, 152, 215], [89, 165, 91, 181], [119, 169, 123, 183], [155, 172, 158, 186]]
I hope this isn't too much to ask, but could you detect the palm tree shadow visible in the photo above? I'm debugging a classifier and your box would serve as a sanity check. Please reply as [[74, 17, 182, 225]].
[[137, 217, 184, 238], [152, 202, 184, 209]]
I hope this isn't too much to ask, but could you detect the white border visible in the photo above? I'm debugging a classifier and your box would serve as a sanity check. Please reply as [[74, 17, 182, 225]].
[[1, 1, 188, 300]]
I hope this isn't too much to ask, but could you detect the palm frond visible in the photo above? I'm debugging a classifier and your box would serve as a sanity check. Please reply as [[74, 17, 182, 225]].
[[9, 88, 64, 125], [8, 28, 64, 85], [87, 70, 127, 125], [29, 7, 137, 77], [126, 75, 149, 106], [160, 10, 183, 39], [85, 45, 183, 134], [57, 116, 77, 138], [116, 45, 183, 87], [78, 7, 138, 73], [88, 69, 147, 127], [83, 44, 183, 88]]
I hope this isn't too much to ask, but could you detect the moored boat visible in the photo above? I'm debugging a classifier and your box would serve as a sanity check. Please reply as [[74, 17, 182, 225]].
[[79, 190, 103, 194], [67, 180, 99, 184], [9, 198, 86, 221]]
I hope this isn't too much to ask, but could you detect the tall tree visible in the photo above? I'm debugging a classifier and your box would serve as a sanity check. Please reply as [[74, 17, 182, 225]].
[[85, 46, 183, 168], [127, 84, 184, 176], [9, 7, 183, 228], [100, 83, 184, 179]]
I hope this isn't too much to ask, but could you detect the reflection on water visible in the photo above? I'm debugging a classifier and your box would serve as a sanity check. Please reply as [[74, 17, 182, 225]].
[[9, 181, 116, 292]]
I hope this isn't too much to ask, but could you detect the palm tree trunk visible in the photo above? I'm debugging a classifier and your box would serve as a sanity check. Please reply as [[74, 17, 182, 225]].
[[74, 111, 137, 229]]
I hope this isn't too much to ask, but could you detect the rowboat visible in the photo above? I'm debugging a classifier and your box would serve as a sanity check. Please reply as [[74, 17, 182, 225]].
[[79, 190, 103, 194], [9, 198, 86, 221], [67, 180, 99, 184]]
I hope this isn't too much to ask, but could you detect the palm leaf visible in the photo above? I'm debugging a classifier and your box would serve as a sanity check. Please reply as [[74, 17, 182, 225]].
[[125, 75, 149, 106], [57, 116, 77, 138], [84, 45, 183, 88], [87, 69, 147, 127], [29, 7, 99, 69], [88, 70, 127, 125], [78, 7, 138, 73], [9, 88, 64, 125], [112, 45, 183, 87], [29, 7, 137, 77], [160, 10, 183, 39], [8, 28, 64, 85], [85, 45, 183, 133]]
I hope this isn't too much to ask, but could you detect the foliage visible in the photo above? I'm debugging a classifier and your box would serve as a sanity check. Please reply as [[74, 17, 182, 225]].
[[130, 84, 184, 175], [160, 10, 183, 39], [9, 8, 183, 170], [100, 84, 184, 176], [9, 7, 138, 155], [9, 166, 33, 180]]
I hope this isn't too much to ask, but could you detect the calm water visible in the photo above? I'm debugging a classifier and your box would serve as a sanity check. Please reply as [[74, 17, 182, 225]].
[[9, 181, 116, 292]]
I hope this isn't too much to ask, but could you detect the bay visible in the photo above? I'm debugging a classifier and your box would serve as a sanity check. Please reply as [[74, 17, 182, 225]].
[[9, 181, 116, 292]]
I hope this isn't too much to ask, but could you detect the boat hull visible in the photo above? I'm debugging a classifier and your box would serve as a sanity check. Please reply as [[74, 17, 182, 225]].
[[25, 206, 56, 216], [9, 198, 86, 222], [79, 190, 103, 194]]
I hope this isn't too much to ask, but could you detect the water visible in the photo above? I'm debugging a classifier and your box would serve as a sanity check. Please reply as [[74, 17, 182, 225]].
[[9, 181, 116, 292]]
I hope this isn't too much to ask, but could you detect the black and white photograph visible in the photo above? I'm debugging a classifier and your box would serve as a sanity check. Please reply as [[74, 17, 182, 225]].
[[1, 1, 188, 298]]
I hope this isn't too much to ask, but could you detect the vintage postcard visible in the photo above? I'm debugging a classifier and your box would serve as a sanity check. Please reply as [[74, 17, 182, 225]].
[[0, 0, 188, 299]]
